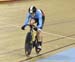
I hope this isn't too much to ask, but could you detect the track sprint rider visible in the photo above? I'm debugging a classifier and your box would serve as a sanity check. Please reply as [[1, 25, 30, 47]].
[[21, 5, 45, 53]]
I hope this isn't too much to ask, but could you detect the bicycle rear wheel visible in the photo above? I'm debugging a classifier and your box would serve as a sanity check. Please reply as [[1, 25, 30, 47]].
[[25, 32, 33, 56], [34, 37, 42, 54]]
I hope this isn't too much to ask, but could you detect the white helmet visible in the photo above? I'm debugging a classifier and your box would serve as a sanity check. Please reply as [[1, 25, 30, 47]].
[[28, 6, 37, 14]]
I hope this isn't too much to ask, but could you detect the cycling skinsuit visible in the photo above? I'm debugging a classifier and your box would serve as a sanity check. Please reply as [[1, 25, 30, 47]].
[[24, 9, 45, 29]]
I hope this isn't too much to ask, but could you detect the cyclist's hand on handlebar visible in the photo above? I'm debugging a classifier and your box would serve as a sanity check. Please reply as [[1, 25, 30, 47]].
[[21, 25, 26, 30]]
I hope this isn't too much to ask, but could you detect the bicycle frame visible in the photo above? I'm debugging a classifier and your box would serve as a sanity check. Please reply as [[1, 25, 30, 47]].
[[25, 24, 37, 56], [29, 25, 35, 44]]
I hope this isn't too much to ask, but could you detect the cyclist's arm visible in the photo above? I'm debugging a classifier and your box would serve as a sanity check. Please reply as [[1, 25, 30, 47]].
[[37, 11, 43, 30], [24, 13, 30, 27]]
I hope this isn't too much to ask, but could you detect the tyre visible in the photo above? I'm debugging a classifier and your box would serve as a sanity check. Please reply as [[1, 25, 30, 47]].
[[25, 32, 33, 56]]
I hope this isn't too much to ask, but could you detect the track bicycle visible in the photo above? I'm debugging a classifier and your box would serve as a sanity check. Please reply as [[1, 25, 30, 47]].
[[25, 24, 40, 56]]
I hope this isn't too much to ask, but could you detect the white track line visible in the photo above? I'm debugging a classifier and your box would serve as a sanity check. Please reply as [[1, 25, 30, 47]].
[[0, 21, 75, 40], [0, 22, 20, 28], [42, 31, 75, 40]]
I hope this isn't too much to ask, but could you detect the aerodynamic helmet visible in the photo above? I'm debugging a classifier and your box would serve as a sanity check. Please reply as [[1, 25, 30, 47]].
[[28, 6, 37, 14]]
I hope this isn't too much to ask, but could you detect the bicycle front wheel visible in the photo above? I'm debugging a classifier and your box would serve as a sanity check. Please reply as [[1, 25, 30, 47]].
[[25, 32, 33, 56]]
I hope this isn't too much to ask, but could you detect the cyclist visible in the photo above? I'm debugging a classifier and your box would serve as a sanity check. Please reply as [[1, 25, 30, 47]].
[[21, 5, 45, 53]]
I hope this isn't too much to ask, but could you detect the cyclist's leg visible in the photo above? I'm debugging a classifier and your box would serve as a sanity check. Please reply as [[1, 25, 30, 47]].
[[36, 15, 45, 52], [36, 30, 42, 47]]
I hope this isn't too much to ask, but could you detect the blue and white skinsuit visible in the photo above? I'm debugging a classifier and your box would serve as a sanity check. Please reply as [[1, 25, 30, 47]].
[[23, 9, 45, 30]]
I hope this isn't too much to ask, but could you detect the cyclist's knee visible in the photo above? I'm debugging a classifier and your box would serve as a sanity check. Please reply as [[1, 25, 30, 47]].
[[30, 19, 35, 25], [36, 30, 42, 40]]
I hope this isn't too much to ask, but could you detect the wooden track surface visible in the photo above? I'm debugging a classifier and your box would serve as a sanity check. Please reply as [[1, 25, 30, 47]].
[[0, 0, 75, 62]]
